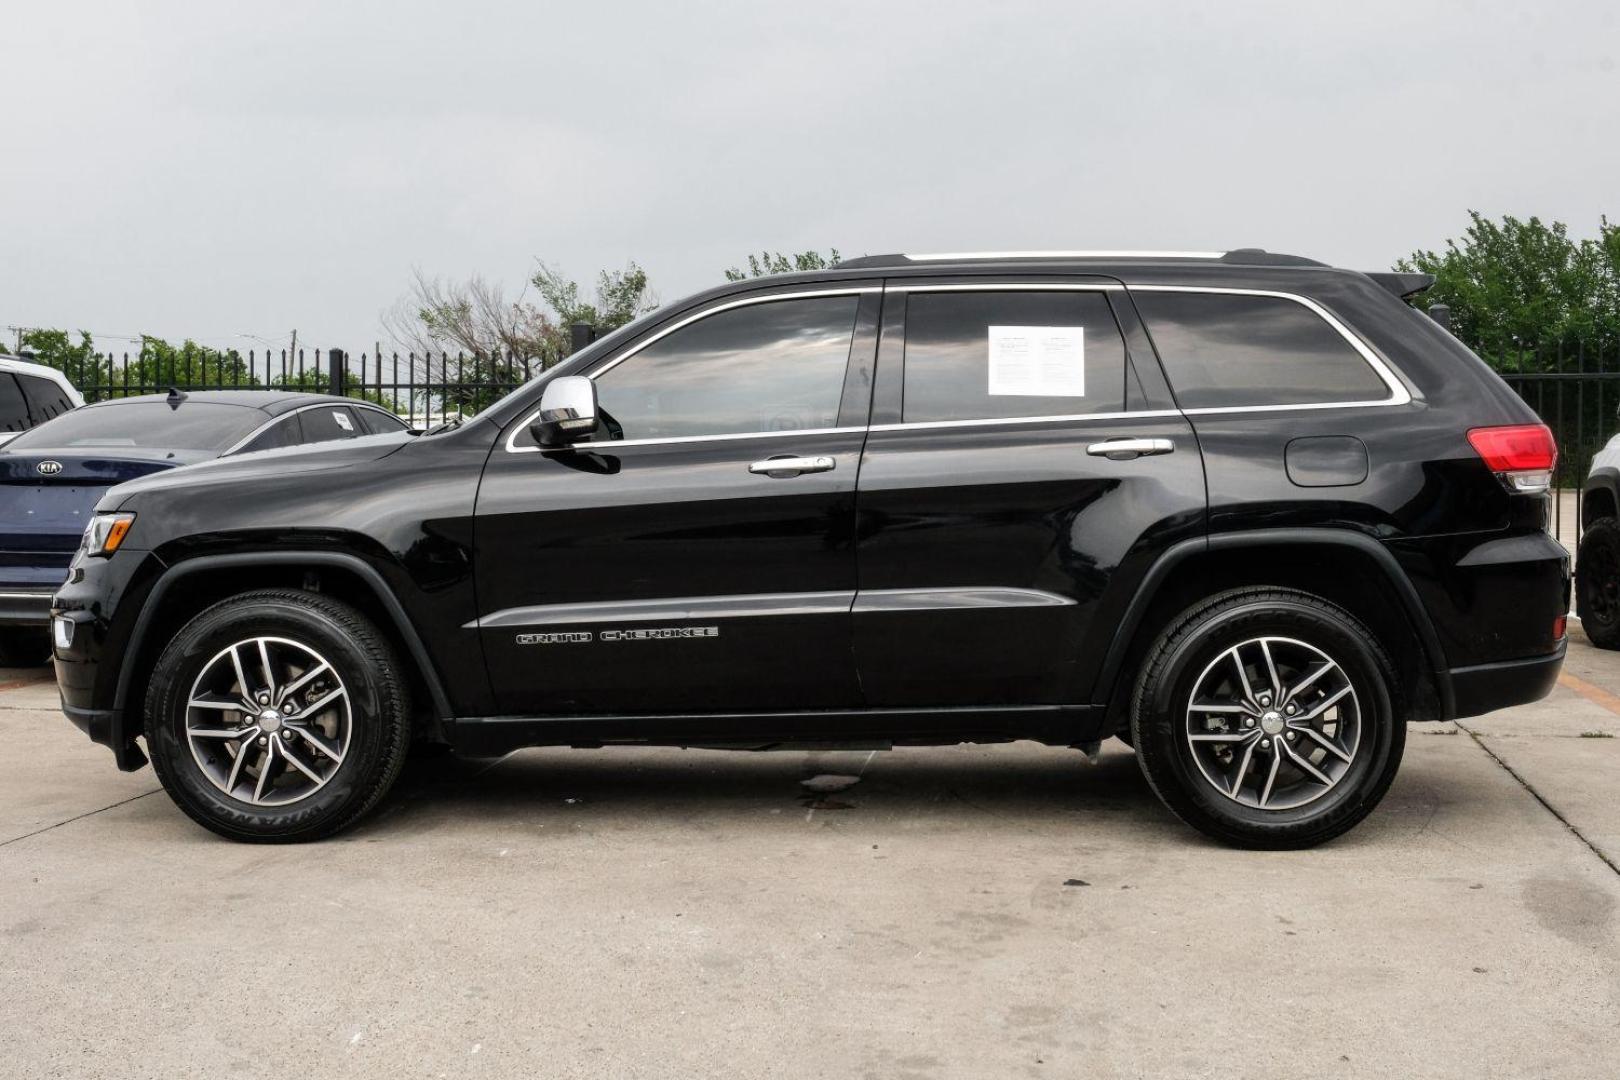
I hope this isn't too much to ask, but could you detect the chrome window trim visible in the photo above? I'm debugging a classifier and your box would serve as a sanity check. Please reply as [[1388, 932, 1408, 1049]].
[[1128, 284, 1414, 411], [867, 409, 1180, 433], [505, 287, 878, 455], [221, 401, 402, 456]]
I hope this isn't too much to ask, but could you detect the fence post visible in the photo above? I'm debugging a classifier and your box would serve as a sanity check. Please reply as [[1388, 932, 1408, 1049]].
[[570, 322, 595, 356], [328, 348, 345, 397]]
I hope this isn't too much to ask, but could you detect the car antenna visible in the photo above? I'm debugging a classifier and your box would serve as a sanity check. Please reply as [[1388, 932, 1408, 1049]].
[[166, 386, 187, 408]]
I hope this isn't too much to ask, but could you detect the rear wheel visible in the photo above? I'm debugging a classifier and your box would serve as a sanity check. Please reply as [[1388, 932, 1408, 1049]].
[[0, 629, 52, 668], [1577, 518, 1620, 650], [144, 589, 411, 842], [1130, 587, 1404, 849]]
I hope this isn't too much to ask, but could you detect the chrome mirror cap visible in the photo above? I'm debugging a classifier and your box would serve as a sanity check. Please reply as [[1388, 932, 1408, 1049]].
[[533, 376, 599, 446]]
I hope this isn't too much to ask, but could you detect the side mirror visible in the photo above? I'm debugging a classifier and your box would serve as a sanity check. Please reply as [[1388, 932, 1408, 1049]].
[[531, 376, 599, 447]]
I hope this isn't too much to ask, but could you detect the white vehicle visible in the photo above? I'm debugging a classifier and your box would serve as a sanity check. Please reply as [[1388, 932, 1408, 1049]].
[[0, 355, 85, 447]]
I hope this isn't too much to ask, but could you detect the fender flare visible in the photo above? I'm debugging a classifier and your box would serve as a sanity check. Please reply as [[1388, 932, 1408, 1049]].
[[1094, 528, 1454, 720], [112, 550, 454, 720], [1582, 467, 1620, 530]]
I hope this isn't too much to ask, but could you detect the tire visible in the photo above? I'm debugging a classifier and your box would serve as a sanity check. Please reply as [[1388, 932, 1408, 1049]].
[[144, 589, 411, 843], [1130, 587, 1405, 849], [1577, 518, 1620, 650], [0, 629, 52, 668]]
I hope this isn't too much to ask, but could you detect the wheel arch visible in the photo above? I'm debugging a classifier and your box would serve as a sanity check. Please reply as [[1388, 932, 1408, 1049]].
[[1582, 469, 1620, 530], [114, 551, 454, 733], [1095, 529, 1453, 730]]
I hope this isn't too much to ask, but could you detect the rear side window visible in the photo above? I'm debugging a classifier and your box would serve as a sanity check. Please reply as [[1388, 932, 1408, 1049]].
[[18, 374, 74, 423], [1133, 291, 1390, 410], [236, 416, 300, 455], [902, 291, 1126, 422], [0, 375, 28, 431], [296, 406, 362, 444]]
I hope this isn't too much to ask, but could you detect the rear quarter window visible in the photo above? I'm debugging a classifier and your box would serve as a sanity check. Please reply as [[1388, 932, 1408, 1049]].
[[1132, 290, 1391, 410]]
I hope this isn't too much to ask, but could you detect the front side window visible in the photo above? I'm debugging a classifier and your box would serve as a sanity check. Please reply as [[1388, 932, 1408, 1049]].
[[1132, 291, 1391, 410], [589, 295, 859, 441], [902, 290, 1127, 422]]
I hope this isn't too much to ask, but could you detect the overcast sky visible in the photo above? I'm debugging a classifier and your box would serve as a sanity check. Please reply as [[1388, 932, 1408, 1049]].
[[3, 0, 1617, 358]]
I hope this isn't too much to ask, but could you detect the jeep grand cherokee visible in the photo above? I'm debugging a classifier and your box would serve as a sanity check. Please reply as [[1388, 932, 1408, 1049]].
[[51, 250, 1569, 847]]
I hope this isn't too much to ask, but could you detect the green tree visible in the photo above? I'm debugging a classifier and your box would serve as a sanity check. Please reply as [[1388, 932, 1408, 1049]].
[[724, 249, 842, 281], [15, 329, 112, 390], [1396, 212, 1620, 364]]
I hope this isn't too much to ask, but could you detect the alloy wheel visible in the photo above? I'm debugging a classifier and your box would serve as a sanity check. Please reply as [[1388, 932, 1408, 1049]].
[[184, 636, 351, 806], [1184, 636, 1361, 811]]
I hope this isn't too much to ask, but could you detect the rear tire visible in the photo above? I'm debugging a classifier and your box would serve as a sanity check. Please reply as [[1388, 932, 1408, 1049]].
[[1130, 587, 1404, 849], [0, 629, 52, 668], [144, 589, 411, 843], [1577, 518, 1620, 650]]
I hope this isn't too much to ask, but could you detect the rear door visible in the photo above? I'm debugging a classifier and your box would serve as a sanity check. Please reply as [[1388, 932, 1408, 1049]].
[[474, 285, 881, 716], [851, 278, 1206, 708]]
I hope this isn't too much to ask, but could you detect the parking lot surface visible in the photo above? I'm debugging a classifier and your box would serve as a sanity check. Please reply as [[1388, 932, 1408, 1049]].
[[3, 637, 1619, 1079]]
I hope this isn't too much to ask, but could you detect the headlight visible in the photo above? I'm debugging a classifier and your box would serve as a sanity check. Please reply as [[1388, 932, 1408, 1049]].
[[83, 512, 135, 557]]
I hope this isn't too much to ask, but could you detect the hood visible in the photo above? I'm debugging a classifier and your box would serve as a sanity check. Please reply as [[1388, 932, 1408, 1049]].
[[102, 431, 414, 509]]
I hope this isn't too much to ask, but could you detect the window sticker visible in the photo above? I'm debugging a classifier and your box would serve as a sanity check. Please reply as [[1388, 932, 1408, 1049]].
[[332, 411, 354, 431], [987, 325, 1086, 397]]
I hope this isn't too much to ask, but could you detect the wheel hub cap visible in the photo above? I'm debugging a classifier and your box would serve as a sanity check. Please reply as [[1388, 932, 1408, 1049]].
[[1184, 635, 1362, 811]]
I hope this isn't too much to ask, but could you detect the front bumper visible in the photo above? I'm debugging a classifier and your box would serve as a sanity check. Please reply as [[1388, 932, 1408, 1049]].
[[0, 589, 54, 628], [1449, 640, 1566, 719], [61, 701, 148, 770]]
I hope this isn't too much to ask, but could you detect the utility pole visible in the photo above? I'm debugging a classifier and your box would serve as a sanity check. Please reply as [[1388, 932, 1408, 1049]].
[[289, 329, 298, 373]]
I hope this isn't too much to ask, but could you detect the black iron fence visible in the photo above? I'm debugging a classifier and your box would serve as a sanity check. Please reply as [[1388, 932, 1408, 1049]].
[[58, 336, 1620, 550], [1496, 342, 1620, 553], [65, 347, 561, 430]]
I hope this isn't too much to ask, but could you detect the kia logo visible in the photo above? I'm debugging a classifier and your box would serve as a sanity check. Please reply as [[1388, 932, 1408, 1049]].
[[36, 460, 63, 476]]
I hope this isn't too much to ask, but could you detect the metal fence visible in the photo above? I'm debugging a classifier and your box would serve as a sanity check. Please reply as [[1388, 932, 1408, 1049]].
[[61, 336, 1620, 552], [66, 347, 561, 430], [1496, 342, 1620, 557]]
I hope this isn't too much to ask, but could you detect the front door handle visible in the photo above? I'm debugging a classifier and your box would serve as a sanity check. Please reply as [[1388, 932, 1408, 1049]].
[[749, 455, 836, 477], [1086, 437, 1175, 460]]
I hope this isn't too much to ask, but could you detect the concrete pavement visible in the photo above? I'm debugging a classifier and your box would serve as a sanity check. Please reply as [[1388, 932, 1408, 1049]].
[[2, 639, 1618, 1080]]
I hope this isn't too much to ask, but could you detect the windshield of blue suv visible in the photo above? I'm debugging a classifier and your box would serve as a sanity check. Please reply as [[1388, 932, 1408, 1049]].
[[3, 402, 264, 452]]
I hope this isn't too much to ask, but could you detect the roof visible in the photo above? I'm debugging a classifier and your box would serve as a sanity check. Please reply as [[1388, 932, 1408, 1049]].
[[77, 389, 355, 417]]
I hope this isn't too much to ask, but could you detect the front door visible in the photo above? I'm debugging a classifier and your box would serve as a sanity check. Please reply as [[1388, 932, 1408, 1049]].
[[474, 286, 880, 716], [852, 279, 1206, 708]]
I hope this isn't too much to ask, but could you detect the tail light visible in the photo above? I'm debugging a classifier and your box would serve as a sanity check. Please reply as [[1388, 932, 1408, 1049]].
[[1467, 424, 1557, 494]]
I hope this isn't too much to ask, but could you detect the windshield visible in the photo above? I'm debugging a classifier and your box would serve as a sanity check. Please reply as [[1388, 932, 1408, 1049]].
[[4, 402, 264, 452]]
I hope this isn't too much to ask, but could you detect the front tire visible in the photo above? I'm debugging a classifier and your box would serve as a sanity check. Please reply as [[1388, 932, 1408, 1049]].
[[144, 589, 411, 843], [1577, 518, 1620, 649], [1130, 587, 1404, 849]]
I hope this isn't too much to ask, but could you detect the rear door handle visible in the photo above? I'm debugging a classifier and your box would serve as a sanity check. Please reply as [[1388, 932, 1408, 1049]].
[[1086, 437, 1175, 460], [749, 455, 836, 476]]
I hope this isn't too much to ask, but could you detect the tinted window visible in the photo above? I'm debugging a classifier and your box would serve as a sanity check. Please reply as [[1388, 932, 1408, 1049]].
[[902, 291, 1126, 422], [1133, 292, 1390, 409], [236, 416, 300, 454], [591, 296, 858, 441], [18, 374, 74, 423], [357, 407, 409, 435], [3, 402, 261, 451], [297, 406, 362, 444], [0, 375, 28, 431]]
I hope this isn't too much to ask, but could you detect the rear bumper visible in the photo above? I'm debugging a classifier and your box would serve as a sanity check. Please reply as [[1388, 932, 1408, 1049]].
[[0, 589, 53, 627], [1449, 641, 1566, 720]]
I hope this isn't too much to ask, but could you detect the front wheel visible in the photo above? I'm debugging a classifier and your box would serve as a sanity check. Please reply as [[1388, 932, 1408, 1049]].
[[1130, 587, 1404, 849], [144, 589, 411, 843]]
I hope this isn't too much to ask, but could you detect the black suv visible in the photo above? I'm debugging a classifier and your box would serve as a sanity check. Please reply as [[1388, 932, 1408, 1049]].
[[51, 251, 1569, 847]]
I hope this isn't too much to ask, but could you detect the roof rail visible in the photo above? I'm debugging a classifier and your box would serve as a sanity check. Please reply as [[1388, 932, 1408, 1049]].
[[837, 249, 1326, 270]]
